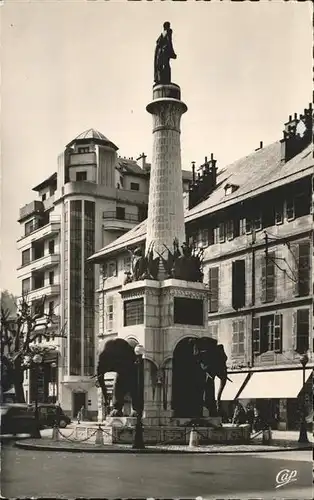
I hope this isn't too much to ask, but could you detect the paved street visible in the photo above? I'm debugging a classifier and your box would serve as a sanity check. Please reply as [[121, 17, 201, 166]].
[[1, 442, 312, 499]]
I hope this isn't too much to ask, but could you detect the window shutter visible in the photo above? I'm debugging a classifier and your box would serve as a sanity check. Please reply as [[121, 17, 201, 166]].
[[252, 317, 261, 355], [274, 314, 282, 353], [261, 255, 267, 303], [208, 228, 214, 246], [290, 243, 300, 296], [208, 267, 219, 313], [292, 311, 297, 351], [266, 252, 275, 302], [298, 242, 310, 297], [296, 309, 309, 353], [232, 320, 239, 355], [232, 260, 246, 309]]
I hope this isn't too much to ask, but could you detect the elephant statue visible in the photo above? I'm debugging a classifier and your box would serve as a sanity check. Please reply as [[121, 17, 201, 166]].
[[96, 338, 141, 418], [190, 337, 229, 416]]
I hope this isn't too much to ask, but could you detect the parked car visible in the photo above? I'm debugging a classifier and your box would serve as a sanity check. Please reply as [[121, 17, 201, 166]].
[[0, 403, 38, 436], [28, 403, 71, 428]]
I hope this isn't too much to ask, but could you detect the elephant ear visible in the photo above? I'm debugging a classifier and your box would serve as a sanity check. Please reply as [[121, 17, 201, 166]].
[[217, 344, 228, 362]]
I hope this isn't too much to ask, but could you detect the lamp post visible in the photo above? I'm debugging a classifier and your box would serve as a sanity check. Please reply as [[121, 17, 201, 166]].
[[298, 353, 309, 443], [32, 353, 43, 438], [51, 362, 57, 404], [132, 344, 145, 450]]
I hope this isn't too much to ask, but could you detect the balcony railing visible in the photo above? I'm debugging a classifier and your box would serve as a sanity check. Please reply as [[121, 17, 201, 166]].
[[103, 212, 145, 223]]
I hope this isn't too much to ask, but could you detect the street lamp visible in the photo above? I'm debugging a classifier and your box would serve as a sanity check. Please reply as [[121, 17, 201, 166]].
[[32, 353, 43, 438], [51, 362, 57, 404], [132, 344, 145, 450], [298, 353, 309, 444]]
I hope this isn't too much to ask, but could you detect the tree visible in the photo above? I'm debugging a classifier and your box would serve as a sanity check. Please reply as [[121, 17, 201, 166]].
[[0, 290, 17, 316], [1, 294, 66, 402]]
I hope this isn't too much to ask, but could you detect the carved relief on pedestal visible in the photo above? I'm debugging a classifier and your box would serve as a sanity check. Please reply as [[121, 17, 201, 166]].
[[152, 102, 185, 132]]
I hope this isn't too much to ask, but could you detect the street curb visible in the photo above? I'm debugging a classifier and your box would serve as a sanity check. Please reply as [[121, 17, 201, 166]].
[[14, 440, 313, 454]]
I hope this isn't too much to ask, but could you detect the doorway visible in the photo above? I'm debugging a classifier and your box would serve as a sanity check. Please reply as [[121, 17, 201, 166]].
[[72, 392, 87, 419]]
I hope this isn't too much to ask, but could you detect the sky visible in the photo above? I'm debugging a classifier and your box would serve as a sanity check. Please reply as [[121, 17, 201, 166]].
[[0, 0, 312, 295]]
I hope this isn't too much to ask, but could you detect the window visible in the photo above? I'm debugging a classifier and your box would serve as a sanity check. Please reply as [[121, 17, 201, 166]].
[[198, 228, 208, 248], [25, 220, 37, 236], [32, 299, 44, 317], [124, 298, 144, 326], [106, 296, 114, 332], [174, 298, 204, 325], [253, 314, 282, 355], [48, 240, 55, 254], [22, 249, 31, 266], [130, 182, 140, 191], [232, 320, 245, 356], [76, 171, 87, 182], [116, 207, 125, 220], [33, 241, 44, 260], [245, 218, 252, 234], [105, 260, 117, 278], [286, 199, 295, 221], [294, 309, 309, 354], [208, 228, 214, 246], [239, 218, 246, 236], [261, 252, 275, 302], [123, 255, 131, 271], [42, 193, 46, 201], [291, 241, 310, 297], [218, 223, 225, 243], [226, 220, 234, 240], [22, 278, 31, 294], [208, 267, 219, 313], [48, 301, 55, 316], [138, 206, 148, 222], [78, 147, 89, 153], [232, 260, 246, 309], [33, 273, 44, 290], [253, 214, 262, 231], [49, 271, 54, 285], [275, 204, 283, 224]]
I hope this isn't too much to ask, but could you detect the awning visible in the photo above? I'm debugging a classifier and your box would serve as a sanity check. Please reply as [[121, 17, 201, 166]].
[[238, 369, 313, 399], [215, 372, 249, 401]]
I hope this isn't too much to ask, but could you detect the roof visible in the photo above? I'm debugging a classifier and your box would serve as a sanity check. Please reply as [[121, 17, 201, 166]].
[[66, 129, 118, 150], [32, 172, 57, 192], [88, 140, 313, 263], [185, 141, 312, 223]]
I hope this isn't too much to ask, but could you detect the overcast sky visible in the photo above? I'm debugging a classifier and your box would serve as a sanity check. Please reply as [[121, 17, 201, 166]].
[[1, 0, 312, 294]]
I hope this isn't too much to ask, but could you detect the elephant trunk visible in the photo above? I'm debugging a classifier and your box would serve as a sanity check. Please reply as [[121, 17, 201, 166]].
[[216, 373, 227, 406]]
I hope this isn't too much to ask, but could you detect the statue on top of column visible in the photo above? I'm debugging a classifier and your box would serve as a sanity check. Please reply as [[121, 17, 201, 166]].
[[154, 22, 177, 85]]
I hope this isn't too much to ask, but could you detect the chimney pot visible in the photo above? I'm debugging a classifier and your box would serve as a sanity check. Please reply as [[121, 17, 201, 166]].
[[294, 113, 297, 119], [289, 115, 292, 121], [309, 102, 312, 110], [204, 156, 208, 163], [260, 141, 263, 149]]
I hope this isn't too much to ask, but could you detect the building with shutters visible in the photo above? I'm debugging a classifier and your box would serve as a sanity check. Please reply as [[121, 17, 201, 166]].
[[90, 105, 313, 430], [16, 128, 192, 418]]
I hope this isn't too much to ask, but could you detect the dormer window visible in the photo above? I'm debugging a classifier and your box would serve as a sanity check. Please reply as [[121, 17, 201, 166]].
[[224, 183, 239, 196]]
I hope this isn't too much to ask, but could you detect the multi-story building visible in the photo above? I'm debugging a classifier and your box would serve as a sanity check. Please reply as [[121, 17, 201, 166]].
[[90, 105, 313, 429], [17, 129, 192, 418]]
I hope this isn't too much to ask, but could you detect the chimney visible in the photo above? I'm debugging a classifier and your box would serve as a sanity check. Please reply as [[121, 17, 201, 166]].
[[281, 104, 313, 163], [255, 141, 263, 151], [137, 152, 147, 170]]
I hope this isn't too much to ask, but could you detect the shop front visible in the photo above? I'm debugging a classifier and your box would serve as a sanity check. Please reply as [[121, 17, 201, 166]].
[[236, 368, 313, 430]]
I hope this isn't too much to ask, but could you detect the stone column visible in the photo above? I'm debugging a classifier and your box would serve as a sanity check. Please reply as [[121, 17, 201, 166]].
[[146, 84, 187, 270]]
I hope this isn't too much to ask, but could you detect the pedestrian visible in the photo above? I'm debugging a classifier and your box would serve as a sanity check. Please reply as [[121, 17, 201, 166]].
[[77, 405, 84, 425], [232, 400, 246, 425], [245, 403, 255, 433]]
